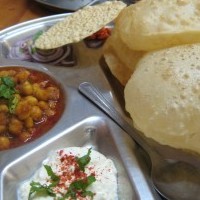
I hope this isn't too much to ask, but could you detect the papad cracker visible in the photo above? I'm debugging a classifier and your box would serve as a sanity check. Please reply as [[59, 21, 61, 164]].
[[116, 0, 200, 51], [35, 1, 126, 49]]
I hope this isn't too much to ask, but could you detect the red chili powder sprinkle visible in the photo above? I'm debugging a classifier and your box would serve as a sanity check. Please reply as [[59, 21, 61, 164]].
[[53, 151, 95, 198]]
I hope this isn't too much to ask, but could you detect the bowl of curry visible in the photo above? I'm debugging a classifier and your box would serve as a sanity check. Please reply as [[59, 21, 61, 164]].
[[0, 66, 65, 150]]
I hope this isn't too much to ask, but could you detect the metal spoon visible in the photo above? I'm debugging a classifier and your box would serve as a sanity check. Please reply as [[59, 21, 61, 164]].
[[79, 82, 200, 200]]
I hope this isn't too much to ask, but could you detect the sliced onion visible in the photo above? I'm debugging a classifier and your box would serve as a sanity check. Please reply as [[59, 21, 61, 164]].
[[48, 46, 76, 66], [28, 46, 65, 63], [8, 46, 32, 60], [8, 36, 76, 67]]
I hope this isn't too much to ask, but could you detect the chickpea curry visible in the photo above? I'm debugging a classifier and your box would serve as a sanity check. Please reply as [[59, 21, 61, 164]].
[[0, 67, 64, 150]]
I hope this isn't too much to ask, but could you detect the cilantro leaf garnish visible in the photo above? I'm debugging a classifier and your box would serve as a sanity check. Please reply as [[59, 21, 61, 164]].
[[28, 165, 59, 199], [82, 190, 95, 198], [63, 175, 96, 199], [8, 95, 19, 113], [33, 30, 43, 43], [30, 46, 37, 54], [31, 30, 44, 54], [0, 76, 18, 113], [76, 148, 92, 171], [44, 165, 60, 186], [28, 181, 56, 200], [0, 76, 16, 97], [1, 76, 15, 87], [70, 175, 95, 190]]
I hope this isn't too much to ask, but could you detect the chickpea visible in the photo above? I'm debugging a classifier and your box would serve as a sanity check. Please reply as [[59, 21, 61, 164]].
[[20, 81, 33, 95], [38, 101, 49, 110], [15, 100, 31, 120], [25, 117, 34, 128], [33, 87, 48, 101], [0, 112, 7, 125], [30, 106, 42, 121], [25, 96, 38, 106], [0, 125, 6, 133], [33, 83, 43, 100], [32, 83, 40, 89], [19, 132, 31, 142], [0, 104, 8, 113], [9, 117, 23, 136], [33, 84, 60, 101], [14, 93, 21, 101], [0, 137, 10, 150], [15, 70, 30, 83]]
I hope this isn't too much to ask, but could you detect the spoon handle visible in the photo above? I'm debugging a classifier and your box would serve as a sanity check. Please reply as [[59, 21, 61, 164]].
[[78, 82, 153, 154]]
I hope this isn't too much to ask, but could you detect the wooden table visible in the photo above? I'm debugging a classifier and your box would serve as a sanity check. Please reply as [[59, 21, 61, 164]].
[[0, 0, 59, 30]]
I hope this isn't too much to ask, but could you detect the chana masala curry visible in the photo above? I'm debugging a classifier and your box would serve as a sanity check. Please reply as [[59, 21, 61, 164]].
[[0, 67, 65, 150]]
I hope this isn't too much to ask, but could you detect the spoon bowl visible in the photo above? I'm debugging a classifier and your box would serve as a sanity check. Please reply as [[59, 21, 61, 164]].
[[79, 82, 200, 200], [151, 154, 200, 199]]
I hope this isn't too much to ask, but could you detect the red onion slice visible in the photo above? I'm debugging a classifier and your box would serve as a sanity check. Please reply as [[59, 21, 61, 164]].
[[7, 34, 76, 67], [28, 46, 65, 62], [8, 46, 32, 60]]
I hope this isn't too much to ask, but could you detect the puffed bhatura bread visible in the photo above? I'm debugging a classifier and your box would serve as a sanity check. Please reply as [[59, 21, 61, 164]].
[[116, 0, 200, 51], [35, 1, 126, 49], [103, 50, 132, 86], [103, 29, 145, 85], [125, 44, 200, 154]]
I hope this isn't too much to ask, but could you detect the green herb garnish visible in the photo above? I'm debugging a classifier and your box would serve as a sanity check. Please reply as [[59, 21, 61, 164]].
[[28, 165, 59, 200], [44, 165, 60, 186], [0, 77, 16, 98], [8, 95, 19, 113], [32, 30, 43, 43], [31, 30, 44, 54], [0, 76, 18, 113], [30, 46, 36, 54], [28, 181, 56, 200], [76, 148, 92, 171], [62, 175, 96, 200]]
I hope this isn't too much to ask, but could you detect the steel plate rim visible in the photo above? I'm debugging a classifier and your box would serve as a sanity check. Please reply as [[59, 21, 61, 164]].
[[0, 13, 70, 38]]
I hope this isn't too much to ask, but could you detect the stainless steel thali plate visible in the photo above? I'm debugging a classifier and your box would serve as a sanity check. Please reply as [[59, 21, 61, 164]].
[[0, 15, 162, 200]]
